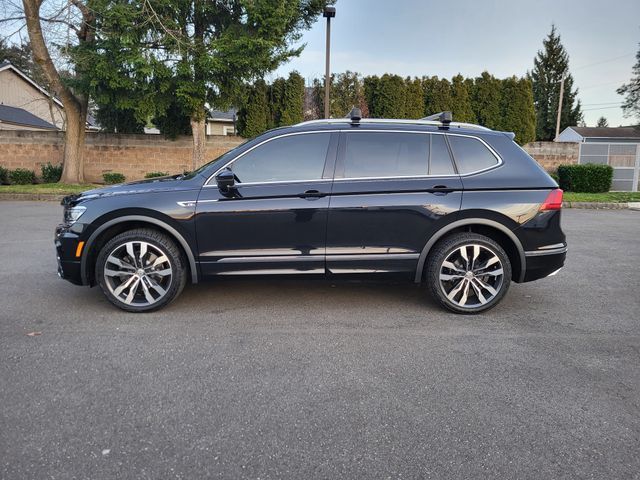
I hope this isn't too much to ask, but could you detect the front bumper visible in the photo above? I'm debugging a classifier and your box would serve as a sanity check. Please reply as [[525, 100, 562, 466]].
[[55, 224, 84, 285]]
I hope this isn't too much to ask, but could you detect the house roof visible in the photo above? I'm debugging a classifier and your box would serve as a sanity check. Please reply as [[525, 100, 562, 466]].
[[208, 108, 237, 122], [0, 104, 58, 129], [568, 126, 640, 139]]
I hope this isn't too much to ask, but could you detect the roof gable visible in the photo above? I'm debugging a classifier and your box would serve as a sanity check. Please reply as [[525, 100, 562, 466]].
[[0, 61, 64, 109]]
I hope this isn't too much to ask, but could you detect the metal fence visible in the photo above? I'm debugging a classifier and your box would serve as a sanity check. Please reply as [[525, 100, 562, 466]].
[[578, 142, 640, 191]]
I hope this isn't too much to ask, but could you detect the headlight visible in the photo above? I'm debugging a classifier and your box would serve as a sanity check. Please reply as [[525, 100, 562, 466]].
[[64, 206, 86, 225]]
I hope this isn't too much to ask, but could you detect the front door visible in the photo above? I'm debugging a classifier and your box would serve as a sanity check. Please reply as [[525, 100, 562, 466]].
[[326, 130, 463, 274], [195, 131, 338, 276]]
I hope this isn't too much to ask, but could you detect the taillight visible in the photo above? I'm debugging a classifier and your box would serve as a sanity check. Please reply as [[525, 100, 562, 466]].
[[540, 189, 563, 211]]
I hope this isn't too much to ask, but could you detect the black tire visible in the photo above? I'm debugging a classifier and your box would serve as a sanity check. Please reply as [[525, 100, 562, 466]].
[[96, 228, 187, 312], [426, 233, 511, 314]]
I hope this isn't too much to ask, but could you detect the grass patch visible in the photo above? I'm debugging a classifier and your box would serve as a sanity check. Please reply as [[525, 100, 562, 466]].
[[564, 191, 640, 203], [0, 183, 98, 195]]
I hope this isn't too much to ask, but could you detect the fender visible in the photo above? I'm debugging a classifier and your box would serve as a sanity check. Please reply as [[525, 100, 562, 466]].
[[413, 218, 526, 283], [80, 215, 199, 285]]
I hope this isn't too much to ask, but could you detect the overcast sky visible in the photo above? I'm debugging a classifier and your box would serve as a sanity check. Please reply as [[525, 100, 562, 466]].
[[273, 0, 640, 127]]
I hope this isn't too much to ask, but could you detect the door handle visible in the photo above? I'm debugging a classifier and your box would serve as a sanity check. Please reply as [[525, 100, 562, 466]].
[[430, 185, 453, 195], [299, 189, 327, 199]]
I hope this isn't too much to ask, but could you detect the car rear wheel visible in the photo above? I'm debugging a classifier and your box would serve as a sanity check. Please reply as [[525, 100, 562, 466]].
[[426, 233, 511, 314], [96, 228, 187, 312]]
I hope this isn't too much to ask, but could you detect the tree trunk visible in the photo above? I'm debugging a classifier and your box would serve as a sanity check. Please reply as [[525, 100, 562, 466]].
[[22, 0, 93, 184], [190, 116, 206, 170], [60, 103, 87, 184]]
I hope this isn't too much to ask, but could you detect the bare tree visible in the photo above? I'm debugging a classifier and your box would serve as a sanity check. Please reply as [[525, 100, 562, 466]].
[[2, 0, 94, 183]]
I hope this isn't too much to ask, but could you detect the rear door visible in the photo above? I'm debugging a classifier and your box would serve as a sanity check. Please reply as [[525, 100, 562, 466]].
[[326, 130, 463, 274]]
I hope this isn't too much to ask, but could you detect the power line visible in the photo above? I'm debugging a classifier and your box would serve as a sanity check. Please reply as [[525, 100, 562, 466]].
[[581, 101, 622, 106], [573, 52, 635, 71], [582, 106, 624, 112]]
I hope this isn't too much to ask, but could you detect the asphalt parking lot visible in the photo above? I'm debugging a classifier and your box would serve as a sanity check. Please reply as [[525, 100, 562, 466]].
[[0, 201, 639, 479]]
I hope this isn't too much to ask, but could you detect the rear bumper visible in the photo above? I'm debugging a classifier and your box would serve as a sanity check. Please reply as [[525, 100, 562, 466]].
[[55, 224, 84, 285], [522, 246, 567, 282]]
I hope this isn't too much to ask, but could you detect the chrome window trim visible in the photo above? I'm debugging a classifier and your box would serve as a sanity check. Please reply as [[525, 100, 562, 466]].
[[336, 130, 503, 180], [204, 129, 502, 187], [204, 130, 339, 187]]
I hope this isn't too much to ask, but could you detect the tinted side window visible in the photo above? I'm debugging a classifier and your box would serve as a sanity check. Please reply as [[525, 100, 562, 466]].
[[343, 132, 428, 178], [230, 133, 331, 183], [429, 134, 455, 175], [447, 135, 499, 174]]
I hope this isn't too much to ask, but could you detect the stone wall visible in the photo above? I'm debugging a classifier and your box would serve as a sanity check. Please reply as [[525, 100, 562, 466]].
[[0, 130, 244, 183], [0, 130, 578, 183], [523, 141, 579, 171]]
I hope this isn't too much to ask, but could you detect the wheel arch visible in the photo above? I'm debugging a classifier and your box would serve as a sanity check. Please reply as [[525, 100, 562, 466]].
[[414, 219, 526, 284], [81, 215, 198, 286]]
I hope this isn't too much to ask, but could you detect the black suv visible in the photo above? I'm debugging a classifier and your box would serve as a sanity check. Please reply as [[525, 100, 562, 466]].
[[55, 111, 566, 314]]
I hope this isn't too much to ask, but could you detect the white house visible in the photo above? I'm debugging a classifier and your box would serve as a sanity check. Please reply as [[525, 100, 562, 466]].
[[557, 126, 640, 192]]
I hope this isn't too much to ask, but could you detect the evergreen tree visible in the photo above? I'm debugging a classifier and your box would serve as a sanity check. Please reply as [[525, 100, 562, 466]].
[[450, 74, 475, 123], [279, 71, 305, 126], [500, 77, 536, 145], [0, 40, 46, 85], [596, 116, 609, 127], [529, 25, 582, 140], [81, 0, 333, 168], [423, 76, 452, 116], [237, 80, 269, 138], [313, 71, 369, 118], [269, 77, 287, 128], [362, 74, 406, 118], [617, 42, 640, 123], [471, 71, 502, 129], [404, 77, 424, 119], [96, 105, 146, 134], [153, 99, 192, 139], [363, 75, 380, 117]]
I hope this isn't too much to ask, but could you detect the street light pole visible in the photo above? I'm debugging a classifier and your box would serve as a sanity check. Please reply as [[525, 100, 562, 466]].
[[323, 6, 336, 119]]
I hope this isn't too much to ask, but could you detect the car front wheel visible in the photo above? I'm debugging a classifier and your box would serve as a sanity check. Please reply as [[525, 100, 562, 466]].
[[96, 228, 187, 312], [427, 233, 511, 314]]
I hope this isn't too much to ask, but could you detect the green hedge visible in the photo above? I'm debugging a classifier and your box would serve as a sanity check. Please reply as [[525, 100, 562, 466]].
[[144, 171, 170, 178], [103, 172, 126, 184], [557, 163, 613, 193], [41, 163, 63, 183], [0, 166, 8, 185], [9, 168, 36, 185]]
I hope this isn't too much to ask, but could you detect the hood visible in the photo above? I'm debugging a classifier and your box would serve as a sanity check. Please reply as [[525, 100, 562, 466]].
[[62, 174, 202, 206]]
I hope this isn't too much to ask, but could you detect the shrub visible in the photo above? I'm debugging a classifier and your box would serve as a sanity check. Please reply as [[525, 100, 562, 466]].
[[557, 163, 613, 193], [41, 162, 63, 183], [0, 166, 8, 185], [548, 171, 559, 183], [103, 172, 126, 185], [9, 168, 36, 185], [144, 171, 170, 178]]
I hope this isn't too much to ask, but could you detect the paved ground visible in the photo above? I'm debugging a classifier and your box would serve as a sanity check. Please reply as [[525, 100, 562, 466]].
[[0, 202, 639, 480]]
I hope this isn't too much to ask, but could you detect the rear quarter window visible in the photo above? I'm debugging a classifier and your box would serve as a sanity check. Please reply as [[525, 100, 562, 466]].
[[447, 135, 499, 174]]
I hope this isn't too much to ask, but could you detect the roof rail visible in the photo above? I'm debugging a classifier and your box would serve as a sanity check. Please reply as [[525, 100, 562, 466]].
[[293, 117, 491, 131]]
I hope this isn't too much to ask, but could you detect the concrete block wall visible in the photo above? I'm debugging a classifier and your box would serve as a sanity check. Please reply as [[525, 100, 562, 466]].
[[0, 131, 244, 183]]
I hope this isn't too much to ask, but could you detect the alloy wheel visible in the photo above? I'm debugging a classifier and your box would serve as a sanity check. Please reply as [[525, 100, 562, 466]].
[[103, 241, 173, 307], [438, 244, 504, 309]]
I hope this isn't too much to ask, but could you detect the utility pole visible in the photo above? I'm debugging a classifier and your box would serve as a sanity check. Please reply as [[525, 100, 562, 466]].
[[323, 7, 336, 119], [555, 73, 566, 141]]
